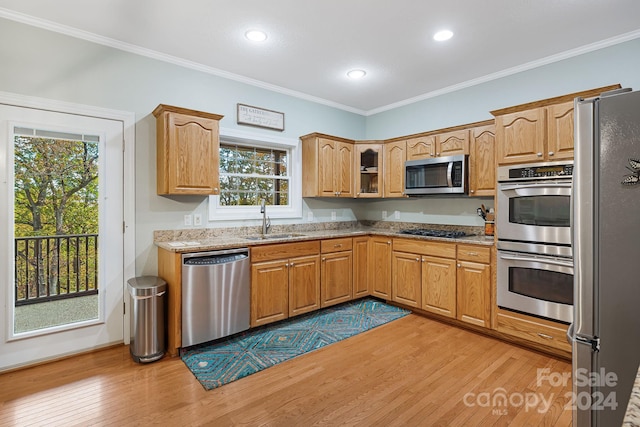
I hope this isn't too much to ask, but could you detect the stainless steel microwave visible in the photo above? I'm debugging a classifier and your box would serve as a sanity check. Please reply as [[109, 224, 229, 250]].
[[404, 154, 468, 195]]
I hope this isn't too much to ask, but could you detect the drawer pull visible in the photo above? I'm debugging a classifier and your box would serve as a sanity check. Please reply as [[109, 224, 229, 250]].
[[334, 244, 342, 248], [467, 252, 478, 256], [537, 333, 554, 340]]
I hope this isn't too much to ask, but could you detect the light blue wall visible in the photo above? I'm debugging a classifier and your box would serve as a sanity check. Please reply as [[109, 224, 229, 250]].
[[366, 38, 640, 139], [359, 37, 640, 232], [0, 18, 365, 274], [2, 17, 639, 275]]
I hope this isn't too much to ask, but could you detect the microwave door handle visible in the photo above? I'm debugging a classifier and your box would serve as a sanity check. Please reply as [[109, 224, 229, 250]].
[[446, 162, 453, 187], [498, 253, 573, 268]]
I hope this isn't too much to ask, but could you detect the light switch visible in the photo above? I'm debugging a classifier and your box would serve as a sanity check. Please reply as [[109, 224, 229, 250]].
[[184, 214, 192, 226]]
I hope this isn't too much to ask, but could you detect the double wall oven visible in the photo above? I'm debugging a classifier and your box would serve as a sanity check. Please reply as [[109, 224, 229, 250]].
[[496, 161, 574, 323]]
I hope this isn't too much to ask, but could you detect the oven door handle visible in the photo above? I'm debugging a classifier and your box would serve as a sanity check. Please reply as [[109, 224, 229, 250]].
[[500, 182, 571, 194], [499, 182, 572, 191], [498, 253, 573, 268]]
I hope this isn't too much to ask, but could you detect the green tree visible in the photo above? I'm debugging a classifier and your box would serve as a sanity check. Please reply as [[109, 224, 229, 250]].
[[14, 136, 99, 298]]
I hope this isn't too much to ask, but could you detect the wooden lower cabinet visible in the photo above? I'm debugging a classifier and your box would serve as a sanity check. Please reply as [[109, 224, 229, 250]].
[[251, 260, 290, 327], [251, 254, 320, 327], [289, 255, 322, 316], [391, 252, 422, 308], [496, 309, 571, 353], [321, 250, 353, 307], [352, 236, 370, 298], [250, 241, 320, 327], [370, 236, 392, 298], [422, 256, 457, 318], [456, 260, 491, 327]]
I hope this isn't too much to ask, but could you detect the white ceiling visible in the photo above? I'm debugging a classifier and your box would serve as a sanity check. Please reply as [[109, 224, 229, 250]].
[[1, 0, 640, 115]]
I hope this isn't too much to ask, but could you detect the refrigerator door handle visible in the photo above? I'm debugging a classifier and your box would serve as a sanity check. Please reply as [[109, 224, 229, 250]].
[[575, 334, 600, 352], [566, 322, 574, 344]]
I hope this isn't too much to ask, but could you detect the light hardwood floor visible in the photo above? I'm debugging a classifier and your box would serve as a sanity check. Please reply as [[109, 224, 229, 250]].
[[0, 314, 573, 426]]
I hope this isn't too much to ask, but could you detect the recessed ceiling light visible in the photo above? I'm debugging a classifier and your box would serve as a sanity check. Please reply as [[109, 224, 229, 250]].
[[433, 30, 454, 41], [245, 30, 267, 42], [347, 69, 367, 79]]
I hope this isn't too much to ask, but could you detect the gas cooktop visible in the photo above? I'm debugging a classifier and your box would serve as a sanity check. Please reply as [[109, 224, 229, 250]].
[[399, 228, 468, 239]]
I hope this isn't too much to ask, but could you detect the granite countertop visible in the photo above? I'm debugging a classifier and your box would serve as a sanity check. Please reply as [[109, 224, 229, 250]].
[[623, 365, 640, 426], [154, 221, 494, 253]]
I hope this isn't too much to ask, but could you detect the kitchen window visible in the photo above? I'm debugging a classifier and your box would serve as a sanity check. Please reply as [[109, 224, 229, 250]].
[[208, 128, 302, 221]]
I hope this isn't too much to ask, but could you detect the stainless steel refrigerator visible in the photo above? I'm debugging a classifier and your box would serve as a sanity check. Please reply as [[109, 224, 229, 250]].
[[571, 88, 640, 426]]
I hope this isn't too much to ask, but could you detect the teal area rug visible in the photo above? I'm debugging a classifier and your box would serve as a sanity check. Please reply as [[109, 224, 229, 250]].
[[181, 298, 410, 390]]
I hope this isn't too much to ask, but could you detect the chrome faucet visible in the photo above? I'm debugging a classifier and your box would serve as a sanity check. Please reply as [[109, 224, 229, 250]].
[[260, 199, 271, 235]]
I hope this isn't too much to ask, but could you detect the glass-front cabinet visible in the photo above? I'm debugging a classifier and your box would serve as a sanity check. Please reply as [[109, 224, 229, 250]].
[[355, 144, 382, 198]]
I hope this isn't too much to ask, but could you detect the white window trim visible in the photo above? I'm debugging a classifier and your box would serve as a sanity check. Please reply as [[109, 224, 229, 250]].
[[208, 127, 302, 221]]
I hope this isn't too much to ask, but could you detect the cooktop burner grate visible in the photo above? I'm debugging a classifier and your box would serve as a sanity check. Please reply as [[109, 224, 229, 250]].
[[398, 228, 468, 239]]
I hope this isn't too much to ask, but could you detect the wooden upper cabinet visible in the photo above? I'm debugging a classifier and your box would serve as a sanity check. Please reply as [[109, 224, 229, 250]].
[[318, 138, 337, 196], [407, 135, 436, 160], [436, 129, 469, 157], [301, 134, 354, 197], [355, 144, 382, 198], [153, 104, 223, 195], [547, 101, 575, 161], [383, 140, 407, 198], [469, 124, 496, 196], [492, 85, 621, 166], [495, 107, 546, 165]]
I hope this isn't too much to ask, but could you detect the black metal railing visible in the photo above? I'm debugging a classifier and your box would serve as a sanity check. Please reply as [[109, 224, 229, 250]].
[[14, 234, 98, 306]]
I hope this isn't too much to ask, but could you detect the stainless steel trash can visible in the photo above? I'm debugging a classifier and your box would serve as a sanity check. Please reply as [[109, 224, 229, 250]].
[[127, 276, 167, 363]]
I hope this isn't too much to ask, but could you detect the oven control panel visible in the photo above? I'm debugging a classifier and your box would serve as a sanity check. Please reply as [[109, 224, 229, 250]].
[[498, 161, 574, 181]]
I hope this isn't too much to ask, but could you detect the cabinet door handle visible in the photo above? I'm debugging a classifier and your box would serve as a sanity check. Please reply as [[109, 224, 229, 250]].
[[334, 244, 342, 248], [290, 262, 294, 267], [285, 263, 289, 267], [470, 189, 475, 194], [548, 151, 555, 157], [537, 333, 554, 340], [415, 257, 420, 262], [322, 257, 326, 262], [536, 152, 543, 157], [457, 263, 461, 268], [387, 241, 391, 245]]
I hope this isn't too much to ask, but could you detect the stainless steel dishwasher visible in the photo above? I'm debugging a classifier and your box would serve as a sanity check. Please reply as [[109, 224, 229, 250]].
[[181, 248, 250, 347]]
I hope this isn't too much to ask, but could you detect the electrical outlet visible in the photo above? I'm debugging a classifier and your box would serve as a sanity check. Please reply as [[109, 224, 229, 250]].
[[184, 214, 192, 226], [331, 211, 337, 221], [193, 214, 202, 226], [382, 210, 388, 219], [394, 210, 400, 220], [307, 211, 314, 222]]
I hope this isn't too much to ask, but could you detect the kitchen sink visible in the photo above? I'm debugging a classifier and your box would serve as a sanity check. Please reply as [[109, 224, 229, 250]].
[[243, 233, 306, 240]]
